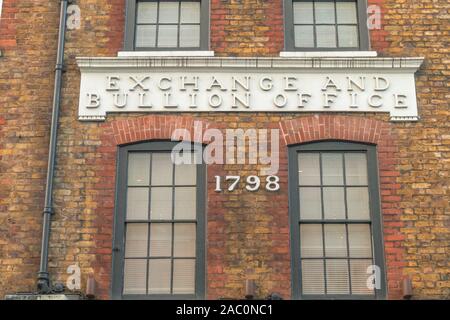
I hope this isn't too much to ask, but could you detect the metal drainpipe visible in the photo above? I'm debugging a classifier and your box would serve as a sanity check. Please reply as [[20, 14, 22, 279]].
[[37, 0, 71, 294]]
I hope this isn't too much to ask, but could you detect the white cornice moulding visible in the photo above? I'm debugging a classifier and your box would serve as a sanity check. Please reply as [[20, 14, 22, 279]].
[[117, 51, 215, 57], [280, 51, 378, 58], [77, 56, 424, 72]]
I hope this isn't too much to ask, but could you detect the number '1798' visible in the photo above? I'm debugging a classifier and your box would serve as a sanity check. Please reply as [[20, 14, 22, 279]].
[[214, 175, 280, 192]]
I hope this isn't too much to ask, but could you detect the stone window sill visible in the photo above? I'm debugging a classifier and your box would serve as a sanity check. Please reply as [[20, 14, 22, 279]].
[[118, 51, 215, 57], [280, 51, 378, 58]]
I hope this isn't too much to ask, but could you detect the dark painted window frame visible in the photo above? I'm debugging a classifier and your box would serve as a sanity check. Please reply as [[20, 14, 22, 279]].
[[124, 0, 210, 51], [288, 141, 387, 300], [284, 0, 370, 51], [111, 141, 206, 300]]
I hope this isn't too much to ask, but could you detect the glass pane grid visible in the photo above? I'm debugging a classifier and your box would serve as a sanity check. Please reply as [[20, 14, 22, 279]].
[[124, 151, 197, 296], [292, 0, 360, 49], [135, 0, 201, 49], [298, 150, 375, 296], [300, 222, 375, 296], [298, 151, 371, 220]]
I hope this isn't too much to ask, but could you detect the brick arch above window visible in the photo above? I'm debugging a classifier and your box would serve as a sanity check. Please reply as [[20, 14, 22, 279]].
[[279, 115, 393, 147], [104, 115, 216, 146]]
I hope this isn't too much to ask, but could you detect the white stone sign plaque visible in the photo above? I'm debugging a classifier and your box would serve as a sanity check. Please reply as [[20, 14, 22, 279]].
[[77, 56, 423, 121]]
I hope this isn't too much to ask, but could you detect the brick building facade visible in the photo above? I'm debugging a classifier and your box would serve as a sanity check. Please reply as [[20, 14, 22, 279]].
[[0, 0, 448, 300]]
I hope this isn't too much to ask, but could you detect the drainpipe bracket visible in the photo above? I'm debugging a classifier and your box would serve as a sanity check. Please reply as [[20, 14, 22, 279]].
[[55, 63, 67, 73], [43, 207, 54, 216]]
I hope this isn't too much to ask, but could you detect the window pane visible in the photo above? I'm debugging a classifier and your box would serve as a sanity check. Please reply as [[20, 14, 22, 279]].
[[302, 260, 325, 294], [348, 224, 372, 258], [149, 223, 172, 257], [151, 153, 173, 186], [326, 259, 350, 294], [180, 25, 200, 47], [324, 224, 347, 257], [293, 1, 313, 24], [345, 153, 368, 185], [322, 153, 344, 185], [125, 224, 148, 258], [123, 259, 147, 294], [350, 259, 375, 295], [174, 223, 196, 257], [159, 1, 179, 23], [300, 224, 323, 257], [158, 24, 178, 47], [336, 1, 357, 24], [316, 25, 337, 48], [175, 161, 197, 185], [137, 1, 158, 24], [338, 25, 359, 47], [120, 144, 204, 297], [294, 25, 314, 48], [173, 259, 196, 294], [323, 187, 345, 219], [315, 1, 335, 24], [127, 187, 149, 220], [150, 187, 172, 220], [148, 259, 171, 294], [298, 153, 320, 185], [346, 187, 370, 219], [180, 2, 200, 23], [174, 187, 196, 220], [299, 187, 322, 220], [136, 25, 156, 48], [128, 153, 150, 186]]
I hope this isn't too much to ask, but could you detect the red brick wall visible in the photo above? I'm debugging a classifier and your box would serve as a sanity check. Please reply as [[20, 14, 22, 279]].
[[86, 114, 404, 299], [210, 0, 284, 56], [0, 0, 448, 300], [367, 0, 389, 53], [0, 0, 18, 49], [0, 0, 60, 295]]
